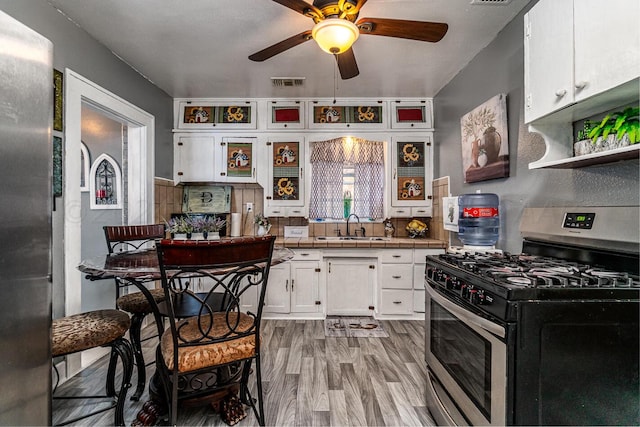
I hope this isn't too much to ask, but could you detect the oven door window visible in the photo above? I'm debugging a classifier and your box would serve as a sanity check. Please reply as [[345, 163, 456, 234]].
[[431, 298, 492, 419]]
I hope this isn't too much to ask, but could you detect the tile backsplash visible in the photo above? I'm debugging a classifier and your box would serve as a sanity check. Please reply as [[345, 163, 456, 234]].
[[154, 179, 444, 240]]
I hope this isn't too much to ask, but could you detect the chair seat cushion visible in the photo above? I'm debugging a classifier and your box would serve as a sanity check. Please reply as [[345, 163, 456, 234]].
[[160, 312, 256, 373], [52, 309, 131, 357], [117, 288, 165, 314]]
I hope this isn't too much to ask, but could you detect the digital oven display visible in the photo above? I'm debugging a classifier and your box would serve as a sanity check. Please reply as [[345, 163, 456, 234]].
[[563, 212, 595, 229]]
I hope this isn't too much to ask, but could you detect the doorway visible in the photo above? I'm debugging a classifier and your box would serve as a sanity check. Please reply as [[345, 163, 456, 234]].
[[63, 70, 154, 374]]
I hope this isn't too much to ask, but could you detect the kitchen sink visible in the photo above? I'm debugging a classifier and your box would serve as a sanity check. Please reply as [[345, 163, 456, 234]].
[[315, 236, 391, 241]]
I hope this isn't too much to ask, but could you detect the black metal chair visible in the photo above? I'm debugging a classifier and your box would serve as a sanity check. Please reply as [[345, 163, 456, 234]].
[[51, 309, 134, 426], [155, 235, 276, 426], [103, 224, 167, 400]]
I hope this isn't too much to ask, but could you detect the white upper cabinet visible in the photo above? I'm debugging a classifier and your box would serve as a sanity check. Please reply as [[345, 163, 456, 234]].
[[173, 134, 257, 184], [390, 99, 433, 129], [389, 134, 434, 218], [266, 100, 305, 130], [175, 100, 257, 130], [173, 134, 216, 183], [264, 135, 307, 217], [524, 0, 640, 124]]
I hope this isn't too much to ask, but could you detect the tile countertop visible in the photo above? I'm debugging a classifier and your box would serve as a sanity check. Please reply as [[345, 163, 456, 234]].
[[276, 236, 447, 249]]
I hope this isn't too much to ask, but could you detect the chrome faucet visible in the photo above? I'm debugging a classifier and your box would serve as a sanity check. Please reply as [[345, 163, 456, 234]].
[[346, 213, 365, 237]]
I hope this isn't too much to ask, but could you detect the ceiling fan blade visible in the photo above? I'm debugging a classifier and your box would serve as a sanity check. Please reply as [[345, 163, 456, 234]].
[[335, 48, 359, 79], [356, 17, 448, 42], [249, 30, 313, 62], [272, 0, 323, 18]]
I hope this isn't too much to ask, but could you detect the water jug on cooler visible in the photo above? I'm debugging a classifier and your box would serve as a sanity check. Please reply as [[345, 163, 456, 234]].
[[458, 193, 499, 247]]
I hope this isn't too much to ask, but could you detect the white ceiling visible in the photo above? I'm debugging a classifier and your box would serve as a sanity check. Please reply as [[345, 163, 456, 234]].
[[47, 0, 531, 99]]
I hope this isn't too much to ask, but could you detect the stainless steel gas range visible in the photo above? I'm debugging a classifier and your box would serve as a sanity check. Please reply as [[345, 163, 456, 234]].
[[424, 206, 639, 426]]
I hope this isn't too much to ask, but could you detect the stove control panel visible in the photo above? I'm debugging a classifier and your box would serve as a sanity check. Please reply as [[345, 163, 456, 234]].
[[563, 212, 595, 229]]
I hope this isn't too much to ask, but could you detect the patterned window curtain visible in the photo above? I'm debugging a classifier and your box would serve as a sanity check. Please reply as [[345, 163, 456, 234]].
[[309, 137, 384, 220]]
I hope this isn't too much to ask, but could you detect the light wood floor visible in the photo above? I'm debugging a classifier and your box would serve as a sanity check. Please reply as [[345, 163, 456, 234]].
[[53, 319, 435, 426]]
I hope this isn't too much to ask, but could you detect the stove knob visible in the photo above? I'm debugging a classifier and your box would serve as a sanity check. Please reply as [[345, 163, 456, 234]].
[[445, 276, 455, 289], [476, 290, 486, 305], [469, 289, 479, 304], [460, 283, 469, 298]]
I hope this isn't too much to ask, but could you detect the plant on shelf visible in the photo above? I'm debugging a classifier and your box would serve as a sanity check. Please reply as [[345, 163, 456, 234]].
[[192, 216, 226, 239], [165, 216, 193, 238], [588, 106, 639, 145], [254, 213, 271, 236]]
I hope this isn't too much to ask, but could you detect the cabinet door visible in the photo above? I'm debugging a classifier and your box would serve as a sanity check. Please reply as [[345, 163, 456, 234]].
[[326, 259, 375, 316], [219, 137, 257, 183], [265, 136, 306, 217], [264, 263, 291, 313], [524, 0, 574, 123], [266, 100, 305, 130], [291, 261, 320, 313], [173, 134, 216, 183], [573, 0, 640, 102], [390, 135, 433, 216], [391, 100, 433, 129]]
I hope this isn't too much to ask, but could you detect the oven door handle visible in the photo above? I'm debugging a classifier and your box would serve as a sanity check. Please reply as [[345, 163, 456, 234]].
[[427, 284, 505, 339]]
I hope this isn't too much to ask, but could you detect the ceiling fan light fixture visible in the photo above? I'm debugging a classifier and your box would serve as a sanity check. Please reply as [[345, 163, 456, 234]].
[[312, 19, 359, 55]]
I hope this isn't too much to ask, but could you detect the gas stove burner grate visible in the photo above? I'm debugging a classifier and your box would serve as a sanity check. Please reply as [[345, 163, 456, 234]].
[[436, 252, 640, 290]]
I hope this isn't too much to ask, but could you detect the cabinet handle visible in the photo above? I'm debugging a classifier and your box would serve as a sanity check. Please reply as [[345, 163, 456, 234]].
[[575, 81, 588, 90], [328, 262, 331, 274], [392, 255, 401, 258], [291, 279, 294, 291], [285, 279, 289, 291], [393, 168, 397, 180], [392, 275, 401, 279], [393, 301, 402, 304], [300, 253, 309, 256], [555, 89, 567, 97], [252, 167, 256, 178]]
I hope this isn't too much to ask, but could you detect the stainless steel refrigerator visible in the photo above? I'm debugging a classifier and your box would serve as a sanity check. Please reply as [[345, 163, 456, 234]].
[[0, 10, 53, 425]]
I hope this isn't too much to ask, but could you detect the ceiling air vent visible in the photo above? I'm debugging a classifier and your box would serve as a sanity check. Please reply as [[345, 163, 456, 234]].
[[470, 0, 513, 5], [271, 77, 306, 87]]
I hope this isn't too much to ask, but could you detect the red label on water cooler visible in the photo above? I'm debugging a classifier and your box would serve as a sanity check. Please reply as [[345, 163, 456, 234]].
[[462, 207, 499, 218]]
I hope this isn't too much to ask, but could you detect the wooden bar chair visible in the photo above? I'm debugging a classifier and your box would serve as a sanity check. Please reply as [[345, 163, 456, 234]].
[[103, 224, 167, 400], [155, 235, 276, 426], [52, 309, 134, 426]]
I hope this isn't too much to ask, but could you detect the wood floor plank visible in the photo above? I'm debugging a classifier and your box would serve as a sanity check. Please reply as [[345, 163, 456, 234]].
[[328, 389, 349, 427], [340, 363, 369, 426], [285, 322, 304, 374], [295, 357, 314, 426], [388, 381, 424, 426], [365, 354, 405, 427]]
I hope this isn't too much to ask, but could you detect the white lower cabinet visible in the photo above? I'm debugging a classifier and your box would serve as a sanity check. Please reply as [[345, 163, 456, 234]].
[[325, 258, 376, 316], [378, 250, 414, 315], [264, 250, 321, 315], [413, 249, 444, 313]]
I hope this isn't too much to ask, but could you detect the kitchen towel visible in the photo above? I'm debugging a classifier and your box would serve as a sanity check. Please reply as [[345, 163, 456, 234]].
[[230, 212, 241, 237]]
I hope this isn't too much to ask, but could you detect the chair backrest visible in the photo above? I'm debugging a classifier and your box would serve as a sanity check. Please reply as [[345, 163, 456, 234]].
[[104, 224, 166, 253], [155, 235, 276, 349]]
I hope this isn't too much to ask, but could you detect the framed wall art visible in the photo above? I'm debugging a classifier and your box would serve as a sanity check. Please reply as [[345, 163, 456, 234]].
[[460, 94, 509, 183]]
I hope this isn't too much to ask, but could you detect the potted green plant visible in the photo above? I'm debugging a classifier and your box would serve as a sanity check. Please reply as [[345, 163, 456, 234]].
[[254, 213, 271, 236], [588, 106, 639, 146], [165, 216, 193, 239], [197, 216, 226, 240]]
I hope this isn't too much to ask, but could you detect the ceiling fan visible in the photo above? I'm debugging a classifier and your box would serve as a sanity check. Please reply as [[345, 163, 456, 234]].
[[248, 0, 448, 80]]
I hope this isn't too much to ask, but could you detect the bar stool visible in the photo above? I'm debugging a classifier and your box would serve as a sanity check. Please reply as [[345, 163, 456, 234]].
[[103, 224, 166, 400], [52, 309, 134, 426]]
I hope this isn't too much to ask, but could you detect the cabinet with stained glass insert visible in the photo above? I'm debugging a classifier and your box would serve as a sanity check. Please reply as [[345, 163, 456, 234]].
[[264, 135, 306, 217], [389, 134, 433, 218]]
